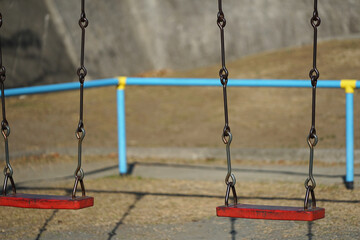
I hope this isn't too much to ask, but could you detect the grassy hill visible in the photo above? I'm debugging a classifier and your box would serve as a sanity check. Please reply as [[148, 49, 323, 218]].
[[3, 39, 360, 157]]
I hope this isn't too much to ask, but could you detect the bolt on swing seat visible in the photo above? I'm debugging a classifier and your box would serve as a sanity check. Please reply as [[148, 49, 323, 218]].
[[216, 182, 325, 221], [0, 173, 94, 209], [217, 204, 325, 221], [215, 133, 325, 221], [0, 165, 94, 209]]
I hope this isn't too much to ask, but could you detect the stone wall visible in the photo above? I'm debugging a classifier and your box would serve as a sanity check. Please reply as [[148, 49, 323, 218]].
[[1, 0, 360, 87]]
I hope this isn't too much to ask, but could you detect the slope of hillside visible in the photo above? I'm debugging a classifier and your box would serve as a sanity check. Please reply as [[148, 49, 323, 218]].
[[2, 39, 360, 158]]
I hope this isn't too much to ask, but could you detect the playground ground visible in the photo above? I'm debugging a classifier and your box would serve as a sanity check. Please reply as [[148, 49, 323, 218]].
[[1, 153, 360, 240], [1, 39, 360, 239]]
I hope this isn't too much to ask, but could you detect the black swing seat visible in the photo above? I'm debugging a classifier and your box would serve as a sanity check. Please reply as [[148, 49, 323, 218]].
[[217, 204, 325, 221], [0, 193, 94, 209]]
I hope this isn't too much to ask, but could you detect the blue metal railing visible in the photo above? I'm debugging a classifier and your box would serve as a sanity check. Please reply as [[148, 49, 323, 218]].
[[1, 77, 357, 187], [3, 78, 119, 97], [125, 77, 343, 88]]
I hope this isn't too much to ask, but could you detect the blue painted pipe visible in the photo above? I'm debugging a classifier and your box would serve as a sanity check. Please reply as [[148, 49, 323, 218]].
[[1, 78, 342, 98], [2, 78, 119, 97], [0, 77, 355, 181], [125, 77, 341, 88], [346, 92, 354, 187], [117, 87, 127, 174]]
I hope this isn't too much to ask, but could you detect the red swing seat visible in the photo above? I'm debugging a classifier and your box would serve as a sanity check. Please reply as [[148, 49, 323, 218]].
[[0, 193, 94, 209], [217, 204, 325, 221]]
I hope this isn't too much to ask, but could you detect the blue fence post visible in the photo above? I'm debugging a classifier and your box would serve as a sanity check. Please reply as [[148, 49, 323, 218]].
[[341, 80, 356, 189], [117, 77, 127, 175], [346, 92, 354, 189]]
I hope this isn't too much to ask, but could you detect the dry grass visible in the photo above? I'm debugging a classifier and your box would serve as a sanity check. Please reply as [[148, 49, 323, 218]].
[[2, 39, 360, 159], [1, 38, 360, 240]]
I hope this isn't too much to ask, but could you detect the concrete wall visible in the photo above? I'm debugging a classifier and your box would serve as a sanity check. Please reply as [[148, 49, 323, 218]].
[[1, 0, 75, 88], [1, 0, 360, 87]]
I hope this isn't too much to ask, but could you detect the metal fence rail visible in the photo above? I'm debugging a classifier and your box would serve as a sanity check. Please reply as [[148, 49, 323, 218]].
[[2, 77, 358, 187]]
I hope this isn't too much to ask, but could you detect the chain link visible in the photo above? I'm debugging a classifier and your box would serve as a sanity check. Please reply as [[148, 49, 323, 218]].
[[217, 0, 237, 206], [0, 12, 16, 195], [73, 0, 88, 198], [304, 0, 321, 210]]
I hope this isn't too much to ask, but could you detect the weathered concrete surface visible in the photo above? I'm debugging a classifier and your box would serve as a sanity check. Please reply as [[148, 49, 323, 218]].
[[22, 217, 360, 240], [9, 156, 360, 240], [2, 0, 360, 87], [47, 0, 360, 76], [124, 147, 360, 164], [6, 147, 360, 165], [1, 0, 76, 88], [13, 152, 360, 188]]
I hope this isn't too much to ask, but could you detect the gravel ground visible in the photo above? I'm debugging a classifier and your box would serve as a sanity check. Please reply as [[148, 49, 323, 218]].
[[0, 155, 359, 240], [1, 39, 360, 239]]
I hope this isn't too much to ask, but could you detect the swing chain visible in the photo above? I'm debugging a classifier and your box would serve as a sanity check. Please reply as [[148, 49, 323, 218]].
[[218, 0, 237, 206], [73, 0, 88, 198], [304, 0, 321, 209], [224, 132, 237, 206], [309, 0, 320, 87], [0, 12, 16, 195], [217, 0, 230, 148]]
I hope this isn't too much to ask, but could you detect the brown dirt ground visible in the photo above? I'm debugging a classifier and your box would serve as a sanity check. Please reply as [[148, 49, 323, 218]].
[[1, 175, 359, 239], [1, 39, 360, 239], [2, 39, 360, 156]]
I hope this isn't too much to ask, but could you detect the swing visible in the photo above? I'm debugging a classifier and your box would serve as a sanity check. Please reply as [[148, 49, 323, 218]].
[[0, 0, 93, 209], [215, 0, 325, 221]]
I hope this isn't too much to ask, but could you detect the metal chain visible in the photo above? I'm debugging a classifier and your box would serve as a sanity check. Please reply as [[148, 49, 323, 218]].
[[304, 0, 321, 210], [73, 0, 88, 198], [0, 12, 16, 195], [217, 0, 237, 206]]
